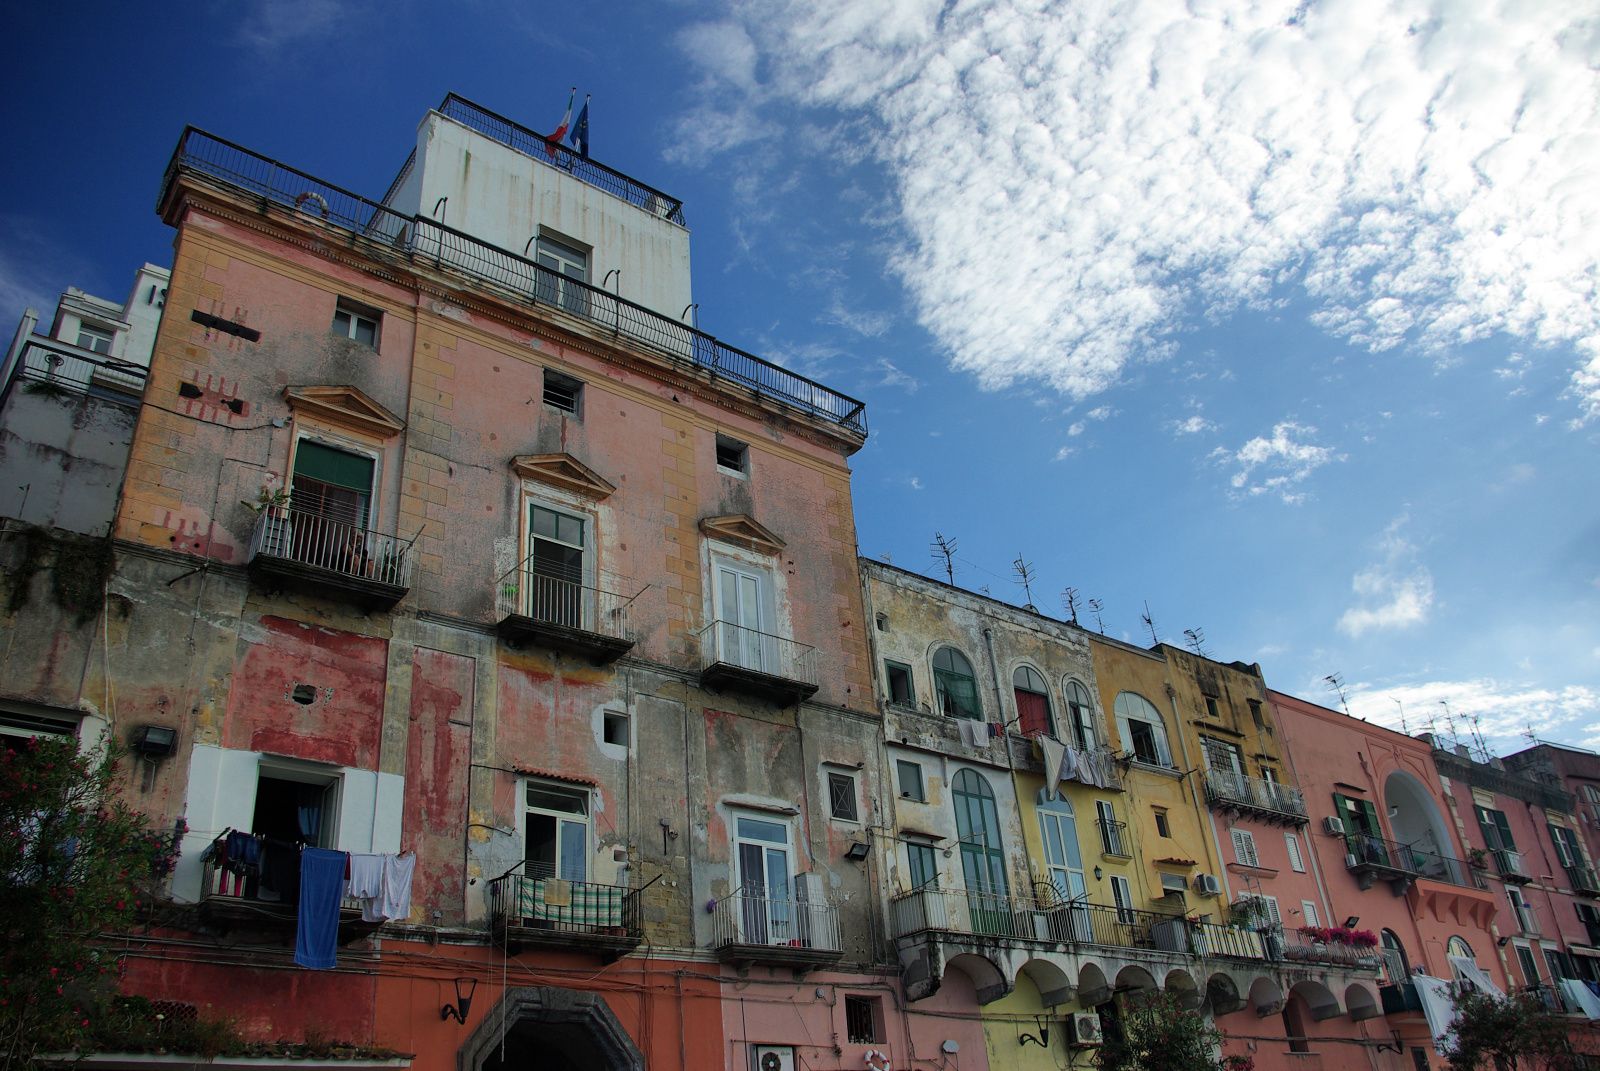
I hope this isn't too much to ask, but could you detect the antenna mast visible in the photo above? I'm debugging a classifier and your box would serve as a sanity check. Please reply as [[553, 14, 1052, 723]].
[[1323, 673, 1350, 716], [1012, 554, 1038, 609], [1141, 601, 1159, 646], [1183, 628, 1209, 659], [1062, 587, 1081, 626], [930, 532, 957, 585], [1088, 598, 1106, 634]]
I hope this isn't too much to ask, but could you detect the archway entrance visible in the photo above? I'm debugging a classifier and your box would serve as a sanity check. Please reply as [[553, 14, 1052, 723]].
[[460, 987, 644, 1071]]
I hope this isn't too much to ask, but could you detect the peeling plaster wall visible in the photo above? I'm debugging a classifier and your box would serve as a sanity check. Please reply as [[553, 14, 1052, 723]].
[[0, 387, 139, 535]]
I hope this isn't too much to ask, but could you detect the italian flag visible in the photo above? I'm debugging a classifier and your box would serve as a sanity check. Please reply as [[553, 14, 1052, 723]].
[[545, 88, 576, 155]]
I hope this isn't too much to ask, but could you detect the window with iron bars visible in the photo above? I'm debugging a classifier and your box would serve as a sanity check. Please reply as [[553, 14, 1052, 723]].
[[828, 772, 858, 822]]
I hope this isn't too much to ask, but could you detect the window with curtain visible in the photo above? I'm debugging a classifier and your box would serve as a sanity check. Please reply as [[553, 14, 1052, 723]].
[[1012, 665, 1053, 737]]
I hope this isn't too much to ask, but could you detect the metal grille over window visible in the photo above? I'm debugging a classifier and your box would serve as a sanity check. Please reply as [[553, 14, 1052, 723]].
[[828, 772, 858, 822], [845, 996, 880, 1044]]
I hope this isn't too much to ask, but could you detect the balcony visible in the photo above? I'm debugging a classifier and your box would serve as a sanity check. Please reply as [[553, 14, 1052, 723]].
[[2, 337, 146, 406], [1204, 770, 1308, 825], [1492, 848, 1533, 884], [486, 864, 642, 963], [698, 621, 819, 704], [710, 890, 842, 970], [494, 560, 637, 663], [1344, 833, 1420, 891], [247, 504, 412, 609], [1274, 930, 1382, 971], [162, 128, 867, 438], [1097, 818, 1133, 859], [1380, 979, 1425, 1016], [1568, 864, 1600, 898], [197, 834, 381, 944]]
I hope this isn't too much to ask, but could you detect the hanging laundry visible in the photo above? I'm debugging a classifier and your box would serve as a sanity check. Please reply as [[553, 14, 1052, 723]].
[[378, 852, 416, 923], [1411, 975, 1456, 1052], [348, 853, 386, 923], [1037, 737, 1066, 799], [1059, 744, 1082, 785], [295, 847, 348, 970], [1559, 978, 1600, 1020]]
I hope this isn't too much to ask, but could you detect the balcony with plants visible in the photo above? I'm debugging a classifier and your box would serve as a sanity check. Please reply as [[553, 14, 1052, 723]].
[[246, 495, 413, 610]]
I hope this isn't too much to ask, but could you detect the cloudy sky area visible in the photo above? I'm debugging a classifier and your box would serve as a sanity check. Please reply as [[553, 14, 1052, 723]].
[[2, 0, 1597, 754]]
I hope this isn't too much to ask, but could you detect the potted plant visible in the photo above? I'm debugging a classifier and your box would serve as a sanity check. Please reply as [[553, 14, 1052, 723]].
[[242, 484, 292, 555], [1468, 847, 1489, 870]]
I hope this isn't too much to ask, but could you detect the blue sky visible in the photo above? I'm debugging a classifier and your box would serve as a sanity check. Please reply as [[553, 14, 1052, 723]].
[[3, 0, 1597, 753]]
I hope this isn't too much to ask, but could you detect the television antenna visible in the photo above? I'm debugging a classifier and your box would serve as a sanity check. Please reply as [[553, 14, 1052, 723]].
[[930, 532, 957, 585], [1062, 587, 1081, 626], [1323, 673, 1350, 716], [1012, 554, 1038, 609], [1088, 599, 1106, 634], [1141, 601, 1159, 646], [1183, 628, 1209, 659]]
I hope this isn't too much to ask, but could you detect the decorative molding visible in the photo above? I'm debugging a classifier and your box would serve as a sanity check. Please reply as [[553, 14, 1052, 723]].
[[510, 453, 616, 499], [700, 513, 785, 555], [284, 385, 404, 439]]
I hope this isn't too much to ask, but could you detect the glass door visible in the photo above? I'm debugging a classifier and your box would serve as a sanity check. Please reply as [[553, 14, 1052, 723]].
[[1039, 803, 1090, 942], [717, 564, 766, 671], [735, 817, 791, 944]]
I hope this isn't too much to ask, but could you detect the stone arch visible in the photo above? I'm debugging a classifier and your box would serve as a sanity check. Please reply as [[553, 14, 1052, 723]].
[[1344, 982, 1382, 1021], [946, 951, 1009, 1004], [1164, 967, 1202, 1010], [1077, 961, 1112, 1008], [1248, 974, 1284, 1016], [1018, 957, 1076, 1008], [1385, 768, 1455, 860], [1205, 971, 1245, 1016], [459, 987, 643, 1071], [1289, 979, 1341, 1021], [1114, 964, 1158, 996]]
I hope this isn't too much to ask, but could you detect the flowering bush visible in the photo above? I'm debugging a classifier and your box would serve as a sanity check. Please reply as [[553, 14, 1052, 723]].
[[1298, 925, 1379, 948]]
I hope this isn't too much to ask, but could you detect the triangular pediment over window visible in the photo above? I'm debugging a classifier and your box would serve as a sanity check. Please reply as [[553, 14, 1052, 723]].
[[699, 514, 785, 555], [510, 453, 616, 499], [284, 385, 404, 439]]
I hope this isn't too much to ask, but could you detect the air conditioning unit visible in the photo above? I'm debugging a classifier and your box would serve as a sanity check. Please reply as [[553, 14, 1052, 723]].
[[1068, 1011, 1103, 1047], [1322, 816, 1345, 836], [1193, 873, 1222, 895], [750, 1045, 795, 1071]]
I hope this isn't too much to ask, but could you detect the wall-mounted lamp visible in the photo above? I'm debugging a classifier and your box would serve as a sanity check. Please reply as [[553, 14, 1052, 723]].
[[1343, 916, 1360, 929], [845, 841, 871, 862], [1388, 805, 1400, 818], [1093, 866, 1104, 881], [1497, 936, 1511, 947], [1018, 1014, 1052, 1047], [440, 976, 478, 1024]]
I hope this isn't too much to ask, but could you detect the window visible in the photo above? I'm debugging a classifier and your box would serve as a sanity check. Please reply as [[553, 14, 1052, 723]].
[[933, 648, 981, 720], [1248, 699, 1265, 729], [331, 299, 380, 347], [714, 435, 748, 475], [525, 783, 589, 882], [828, 771, 859, 822], [1110, 874, 1135, 923], [1577, 902, 1600, 944], [906, 840, 938, 889], [287, 439, 376, 573], [896, 759, 925, 802], [1508, 887, 1538, 934], [1096, 800, 1127, 857], [845, 996, 883, 1044], [253, 764, 339, 849], [1238, 893, 1281, 931], [1012, 665, 1054, 737], [713, 557, 774, 671], [76, 323, 114, 354], [1202, 736, 1245, 780], [885, 661, 914, 706], [1514, 942, 1541, 986], [526, 504, 588, 627], [1038, 798, 1089, 924], [1113, 692, 1173, 767], [1550, 823, 1582, 869], [542, 369, 583, 415], [603, 710, 629, 747], [734, 815, 793, 944], [1231, 828, 1260, 868], [1064, 679, 1097, 750], [1284, 832, 1305, 872], [1447, 936, 1474, 959], [534, 233, 590, 317], [952, 769, 1009, 901], [1153, 808, 1171, 838], [1204, 696, 1220, 718], [1584, 785, 1600, 805]]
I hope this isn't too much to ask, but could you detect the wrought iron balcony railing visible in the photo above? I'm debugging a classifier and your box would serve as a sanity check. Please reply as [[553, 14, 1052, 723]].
[[1570, 864, 1600, 898], [1343, 832, 1476, 889], [1492, 848, 1532, 882], [1275, 930, 1382, 970], [710, 889, 842, 961], [486, 861, 641, 950], [1203, 769, 1308, 822], [247, 504, 412, 608], [494, 559, 637, 660], [698, 620, 819, 701], [1097, 818, 1132, 859], [2, 338, 146, 406], [163, 128, 866, 437], [892, 886, 1222, 957]]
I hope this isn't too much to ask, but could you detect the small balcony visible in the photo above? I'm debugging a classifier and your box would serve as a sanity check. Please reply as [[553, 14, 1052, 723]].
[[1492, 848, 1533, 884], [1274, 930, 1382, 971], [1567, 864, 1600, 898], [197, 834, 380, 944], [1097, 818, 1133, 860], [710, 890, 842, 970], [1343, 833, 1420, 891], [494, 560, 637, 663], [247, 504, 412, 610], [1380, 979, 1425, 1016], [486, 863, 642, 963], [698, 621, 819, 704], [1204, 770, 1308, 825]]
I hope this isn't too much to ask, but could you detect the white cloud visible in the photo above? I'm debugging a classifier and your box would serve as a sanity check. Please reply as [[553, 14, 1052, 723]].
[[1172, 414, 1217, 435], [1346, 678, 1600, 754], [689, 1, 1600, 419], [908, 475, 923, 491], [1067, 421, 1086, 437], [825, 298, 893, 338], [870, 358, 920, 393], [1087, 406, 1115, 422], [236, 0, 356, 50], [1226, 421, 1340, 501], [1337, 516, 1434, 637], [1053, 446, 1076, 461]]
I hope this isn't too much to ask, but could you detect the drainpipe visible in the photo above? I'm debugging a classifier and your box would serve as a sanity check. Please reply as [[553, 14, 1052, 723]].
[[982, 626, 1041, 893]]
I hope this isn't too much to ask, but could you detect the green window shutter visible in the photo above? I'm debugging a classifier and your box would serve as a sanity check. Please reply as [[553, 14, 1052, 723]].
[[293, 441, 373, 491]]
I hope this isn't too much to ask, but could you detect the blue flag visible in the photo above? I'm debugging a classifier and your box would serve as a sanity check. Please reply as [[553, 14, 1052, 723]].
[[569, 97, 590, 159]]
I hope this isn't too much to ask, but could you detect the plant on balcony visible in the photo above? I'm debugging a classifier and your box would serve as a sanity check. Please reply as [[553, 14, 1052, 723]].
[[240, 484, 290, 513], [1467, 847, 1489, 870], [1441, 987, 1577, 1071], [1095, 989, 1254, 1071], [1298, 925, 1378, 948], [0, 737, 180, 1067]]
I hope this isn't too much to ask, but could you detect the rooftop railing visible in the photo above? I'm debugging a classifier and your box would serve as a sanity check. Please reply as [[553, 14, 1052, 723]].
[[163, 128, 866, 437], [2, 338, 146, 407], [1204, 770, 1308, 821]]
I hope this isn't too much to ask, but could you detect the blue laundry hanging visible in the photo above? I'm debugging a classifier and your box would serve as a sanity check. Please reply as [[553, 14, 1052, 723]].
[[295, 847, 347, 969]]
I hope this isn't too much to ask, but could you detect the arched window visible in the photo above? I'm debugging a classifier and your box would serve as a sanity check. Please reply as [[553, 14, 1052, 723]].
[[952, 769, 1009, 902], [1037, 794, 1092, 942], [1064, 679, 1097, 751], [1448, 936, 1474, 959], [933, 648, 981, 720], [1113, 692, 1173, 768], [1380, 929, 1409, 984], [1013, 665, 1054, 737]]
